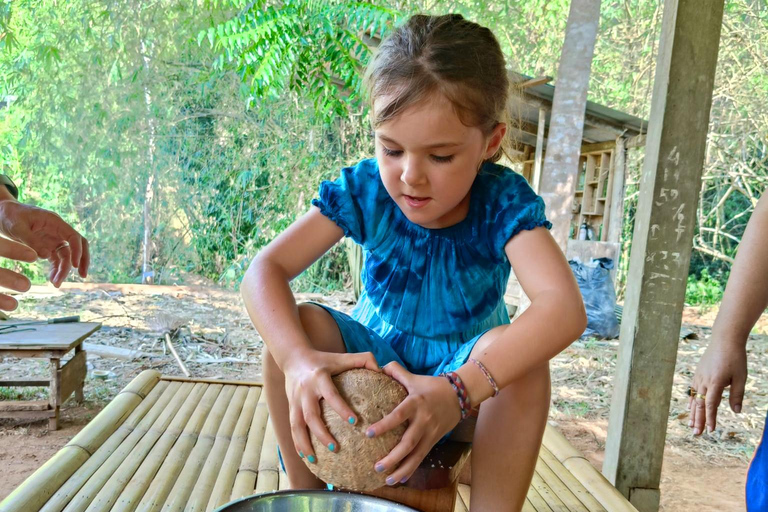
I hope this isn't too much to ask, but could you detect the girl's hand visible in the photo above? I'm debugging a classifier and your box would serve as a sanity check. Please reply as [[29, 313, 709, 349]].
[[283, 349, 379, 461], [688, 337, 748, 435], [366, 361, 462, 485]]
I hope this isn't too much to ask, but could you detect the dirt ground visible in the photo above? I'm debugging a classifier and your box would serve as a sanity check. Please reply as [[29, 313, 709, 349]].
[[1, 283, 765, 510]]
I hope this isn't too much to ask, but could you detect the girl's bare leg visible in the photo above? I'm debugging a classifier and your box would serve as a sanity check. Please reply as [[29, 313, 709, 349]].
[[262, 303, 347, 489], [469, 327, 551, 511]]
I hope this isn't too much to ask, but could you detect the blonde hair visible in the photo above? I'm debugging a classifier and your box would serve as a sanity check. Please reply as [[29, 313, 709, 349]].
[[364, 14, 512, 162]]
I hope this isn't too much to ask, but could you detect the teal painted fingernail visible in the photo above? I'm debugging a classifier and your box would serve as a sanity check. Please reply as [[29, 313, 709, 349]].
[[299, 451, 304, 459], [349, 416, 356, 425], [308, 454, 316, 463], [366, 429, 375, 438], [328, 443, 335, 452]]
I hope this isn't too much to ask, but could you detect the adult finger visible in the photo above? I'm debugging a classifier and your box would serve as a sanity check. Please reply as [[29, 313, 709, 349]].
[[0, 237, 37, 263], [290, 406, 316, 463], [303, 394, 338, 454], [0, 267, 31, 294], [705, 384, 724, 433], [65, 235, 83, 274], [319, 375, 359, 426], [50, 245, 72, 288], [78, 236, 90, 278], [692, 385, 708, 436], [0, 292, 19, 311], [730, 372, 746, 414]]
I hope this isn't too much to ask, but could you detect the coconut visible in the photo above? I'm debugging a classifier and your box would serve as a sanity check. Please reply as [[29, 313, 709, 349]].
[[303, 368, 408, 491]]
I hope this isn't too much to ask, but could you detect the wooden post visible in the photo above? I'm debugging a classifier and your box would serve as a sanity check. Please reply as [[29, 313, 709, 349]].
[[74, 343, 85, 403], [602, 1, 725, 511], [538, 0, 602, 251], [49, 357, 60, 431], [607, 137, 626, 243], [531, 108, 547, 193]]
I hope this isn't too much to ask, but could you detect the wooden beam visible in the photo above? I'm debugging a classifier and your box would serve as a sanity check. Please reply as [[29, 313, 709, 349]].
[[0, 380, 49, 387], [518, 75, 553, 88], [607, 137, 627, 243], [59, 350, 86, 404], [602, 1, 725, 511]]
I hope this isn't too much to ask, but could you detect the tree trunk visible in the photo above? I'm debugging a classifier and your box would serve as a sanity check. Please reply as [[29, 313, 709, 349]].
[[515, 0, 601, 318], [538, 0, 602, 251], [140, 38, 157, 284]]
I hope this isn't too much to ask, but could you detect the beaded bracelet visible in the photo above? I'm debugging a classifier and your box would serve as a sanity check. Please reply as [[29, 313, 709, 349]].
[[469, 357, 500, 397], [440, 371, 472, 420]]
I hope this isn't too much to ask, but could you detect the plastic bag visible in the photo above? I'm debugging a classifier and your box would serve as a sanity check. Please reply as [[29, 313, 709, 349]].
[[569, 257, 620, 339]]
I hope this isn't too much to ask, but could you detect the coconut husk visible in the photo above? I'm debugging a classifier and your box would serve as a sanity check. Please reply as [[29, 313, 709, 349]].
[[305, 368, 408, 491]]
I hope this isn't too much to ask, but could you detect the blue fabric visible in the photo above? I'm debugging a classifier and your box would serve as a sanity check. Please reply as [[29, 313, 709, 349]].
[[747, 410, 768, 511], [311, 158, 551, 375]]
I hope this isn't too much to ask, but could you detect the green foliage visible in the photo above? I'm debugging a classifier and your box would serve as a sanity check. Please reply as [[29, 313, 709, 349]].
[[685, 269, 725, 306], [205, 0, 402, 121]]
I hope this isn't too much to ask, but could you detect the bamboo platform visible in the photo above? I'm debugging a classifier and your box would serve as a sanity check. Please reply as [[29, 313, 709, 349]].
[[0, 371, 637, 512]]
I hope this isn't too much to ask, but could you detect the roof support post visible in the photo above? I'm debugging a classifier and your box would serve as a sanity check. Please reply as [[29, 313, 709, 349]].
[[602, 1, 725, 511]]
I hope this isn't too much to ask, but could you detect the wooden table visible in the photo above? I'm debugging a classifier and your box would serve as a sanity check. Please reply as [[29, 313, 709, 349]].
[[0, 322, 101, 430]]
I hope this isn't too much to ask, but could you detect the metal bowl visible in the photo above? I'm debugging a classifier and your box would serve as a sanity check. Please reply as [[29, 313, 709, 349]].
[[214, 490, 418, 512]]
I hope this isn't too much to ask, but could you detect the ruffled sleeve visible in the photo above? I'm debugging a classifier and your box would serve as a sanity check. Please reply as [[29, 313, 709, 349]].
[[311, 158, 384, 246], [486, 169, 552, 259]]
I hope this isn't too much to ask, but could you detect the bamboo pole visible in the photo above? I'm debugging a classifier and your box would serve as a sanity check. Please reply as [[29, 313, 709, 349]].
[[0, 370, 161, 512], [207, 387, 262, 510], [111, 383, 208, 512], [526, 482, 554, 512], [61, 381, 184, 512], [457, 484, 470, 510], [230, 391, 269, 500], [531, 471, 568, 510], [137, 384, 224, 512], [185, 386, 249, 511], [81, 382, 194, 512], [161, 376, 263, 386], [538, 446, 604, 511], [254, 418, 280, 494], [161, 385, 237, 512], [40, 381, 170, 512], [545, 427, 637, 511]]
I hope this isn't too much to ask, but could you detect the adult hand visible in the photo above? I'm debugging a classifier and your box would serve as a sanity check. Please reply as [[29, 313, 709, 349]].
[[0, 237, 37, 310], [0, 200, 89, 287], [366, 362, 462, 485], [283, 349, 379, 463], [688, 337, 748, 435]]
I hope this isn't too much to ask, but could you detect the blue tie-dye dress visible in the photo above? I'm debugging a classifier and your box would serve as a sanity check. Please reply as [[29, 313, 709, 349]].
[[310, 158, 551, 376]]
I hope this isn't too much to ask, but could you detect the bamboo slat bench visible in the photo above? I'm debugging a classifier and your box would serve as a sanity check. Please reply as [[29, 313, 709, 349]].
[[1, 371, 638, 512]]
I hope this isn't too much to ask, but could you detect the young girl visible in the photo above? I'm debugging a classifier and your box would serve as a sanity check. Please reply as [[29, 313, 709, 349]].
[[241, 14, 586, 511]]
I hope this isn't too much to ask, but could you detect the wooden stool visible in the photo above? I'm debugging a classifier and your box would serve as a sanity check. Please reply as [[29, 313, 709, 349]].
[[367, 411, 478, 512], [0, 322, 101, 430]]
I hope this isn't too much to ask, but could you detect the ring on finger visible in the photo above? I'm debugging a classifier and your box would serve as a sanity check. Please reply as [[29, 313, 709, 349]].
[[687, 386, 697, 397], [55, 242, 70, 252], [696, 393, 706, 400]]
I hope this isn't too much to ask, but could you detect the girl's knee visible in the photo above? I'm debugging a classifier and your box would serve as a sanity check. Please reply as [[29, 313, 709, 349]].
[[296, 302, 345, 353]]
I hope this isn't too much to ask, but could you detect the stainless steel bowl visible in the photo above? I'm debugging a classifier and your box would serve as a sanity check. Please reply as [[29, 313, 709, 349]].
[[214, 490, 419, 512]]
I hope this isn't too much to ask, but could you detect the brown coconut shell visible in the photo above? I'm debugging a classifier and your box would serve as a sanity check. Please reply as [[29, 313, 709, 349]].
[[304, 368, 408, 491]]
